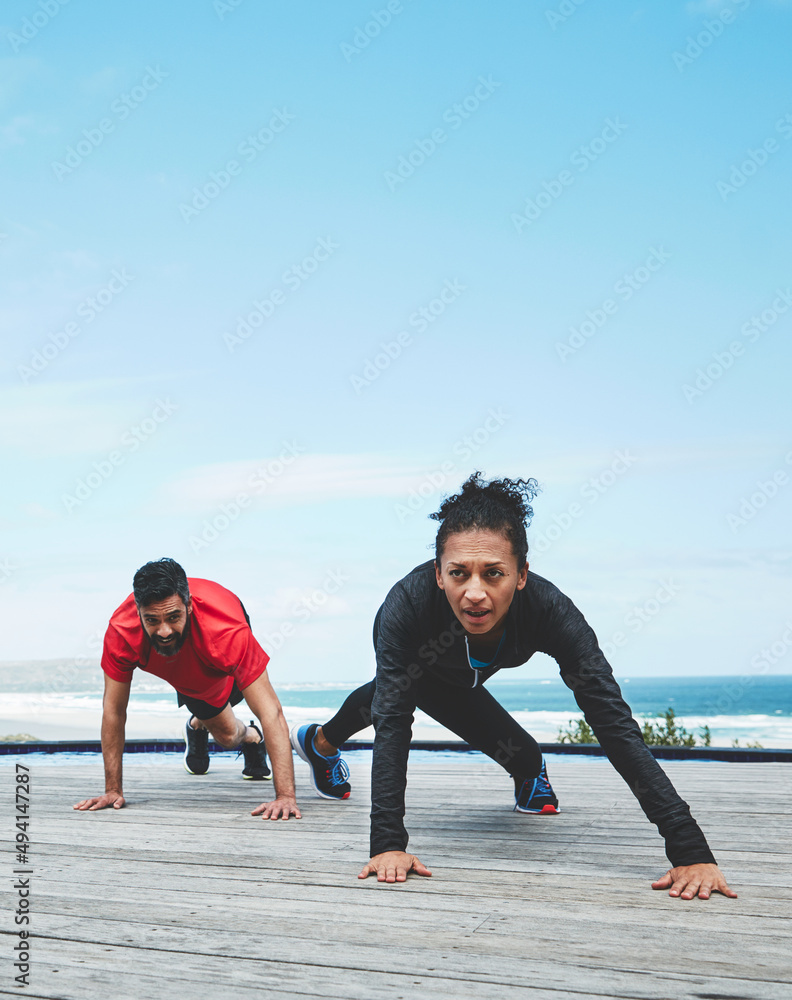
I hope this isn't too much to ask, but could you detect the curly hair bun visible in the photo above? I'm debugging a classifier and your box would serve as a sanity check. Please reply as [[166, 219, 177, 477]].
[[431, 471, 541, 566]]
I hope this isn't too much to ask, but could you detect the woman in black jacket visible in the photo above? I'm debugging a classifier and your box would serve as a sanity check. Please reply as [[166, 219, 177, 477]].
[[291, 473, 736, 900]]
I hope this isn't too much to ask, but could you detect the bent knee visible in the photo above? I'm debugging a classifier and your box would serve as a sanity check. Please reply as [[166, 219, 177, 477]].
[[205, 724, 241, 749]]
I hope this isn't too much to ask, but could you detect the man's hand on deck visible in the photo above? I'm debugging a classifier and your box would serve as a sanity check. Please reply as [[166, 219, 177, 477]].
[[73, 792, 126, 811], [358, 851, 432, 883], [652, 863, 737, 900], [250, 796, 301, 820]]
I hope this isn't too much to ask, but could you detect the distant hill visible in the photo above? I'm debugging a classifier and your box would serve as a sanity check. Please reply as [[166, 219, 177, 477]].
[[0, 660, 102, 692]]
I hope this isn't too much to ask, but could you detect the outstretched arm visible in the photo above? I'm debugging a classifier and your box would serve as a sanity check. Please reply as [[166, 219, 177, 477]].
[[243, 671, 301, 820], [543, 590, 735, 897], [360, 592, 425, 879], [73, 675, 130, 811]]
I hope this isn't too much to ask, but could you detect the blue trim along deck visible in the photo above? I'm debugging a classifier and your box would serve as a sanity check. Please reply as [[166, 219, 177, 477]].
[[1, 738, 791, 762]]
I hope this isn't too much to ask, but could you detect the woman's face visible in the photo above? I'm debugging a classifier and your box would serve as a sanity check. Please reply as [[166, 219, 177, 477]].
[[435, 528, 527, 638]]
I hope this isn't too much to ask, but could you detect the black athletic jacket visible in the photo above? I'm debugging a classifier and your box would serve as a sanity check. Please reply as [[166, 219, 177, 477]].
[[369, 560, 716, 867]]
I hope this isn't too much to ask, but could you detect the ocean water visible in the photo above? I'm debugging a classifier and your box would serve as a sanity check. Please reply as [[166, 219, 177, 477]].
[[1, 665, 790, 747], [284, 674, 792, 747]]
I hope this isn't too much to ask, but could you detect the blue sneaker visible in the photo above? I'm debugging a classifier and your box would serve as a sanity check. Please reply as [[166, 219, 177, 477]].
[[514, 758, 560, 813], [290, 723, 351, 800]]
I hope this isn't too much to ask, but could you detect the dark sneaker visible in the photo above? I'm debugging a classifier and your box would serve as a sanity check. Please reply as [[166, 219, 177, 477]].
[[290, 723, 351, 800], [183, 718, 210, 775], [514, 758, 560, 814], [238, 721, 272, 780]]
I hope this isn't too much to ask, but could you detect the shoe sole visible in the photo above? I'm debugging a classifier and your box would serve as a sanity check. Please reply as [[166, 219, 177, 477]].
[[183, 722, 209, 775], [514, 803, 560, 814], [290, 725, 350, 800]]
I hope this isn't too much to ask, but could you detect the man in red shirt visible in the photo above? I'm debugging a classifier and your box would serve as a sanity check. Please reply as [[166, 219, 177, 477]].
[[74, 558, 300, 820]]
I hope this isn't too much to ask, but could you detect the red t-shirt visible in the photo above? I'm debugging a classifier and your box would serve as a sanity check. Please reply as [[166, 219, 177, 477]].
[[101, 578, 269, 707]]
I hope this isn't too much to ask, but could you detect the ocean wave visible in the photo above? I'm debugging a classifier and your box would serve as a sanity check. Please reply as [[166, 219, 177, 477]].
[[3, 694, 791, 747]]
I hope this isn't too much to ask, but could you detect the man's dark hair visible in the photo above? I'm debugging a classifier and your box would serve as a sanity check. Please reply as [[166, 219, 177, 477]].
[[133, 558, 190, 608], [430, 472, 541, 568]]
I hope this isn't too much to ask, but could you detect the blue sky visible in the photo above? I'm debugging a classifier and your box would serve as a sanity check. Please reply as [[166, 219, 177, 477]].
[[1, 0, 791, 684]]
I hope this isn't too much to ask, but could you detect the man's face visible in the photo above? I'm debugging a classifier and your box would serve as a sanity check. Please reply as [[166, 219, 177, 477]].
[[435, 528, 527, 639], [138, 593, 192, 657]]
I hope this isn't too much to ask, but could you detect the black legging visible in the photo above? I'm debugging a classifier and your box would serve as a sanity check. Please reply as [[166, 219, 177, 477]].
[[322, 677, 543, 781]]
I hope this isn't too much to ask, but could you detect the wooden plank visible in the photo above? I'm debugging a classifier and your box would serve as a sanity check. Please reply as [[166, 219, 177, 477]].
[[27, 897, 792, 970], [23, 931, 792, 1000], [2, 755, 790, 1000]]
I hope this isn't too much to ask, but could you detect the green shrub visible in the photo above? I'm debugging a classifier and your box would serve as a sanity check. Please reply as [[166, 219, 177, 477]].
[[556, 709, 751, 748], [640, 708, 695, 747], [556, 718, 597, 744]]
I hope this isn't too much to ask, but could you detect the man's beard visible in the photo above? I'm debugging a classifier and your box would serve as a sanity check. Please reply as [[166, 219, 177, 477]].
[[150, 617, 190, 657]]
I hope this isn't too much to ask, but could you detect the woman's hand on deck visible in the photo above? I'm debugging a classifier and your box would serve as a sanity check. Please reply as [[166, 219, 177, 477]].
[[358, 851, 432, 883], [652, 863, 737, 900]]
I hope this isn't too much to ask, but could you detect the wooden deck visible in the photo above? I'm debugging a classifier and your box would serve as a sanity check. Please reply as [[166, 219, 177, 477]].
[[2, 751, 790, 999]]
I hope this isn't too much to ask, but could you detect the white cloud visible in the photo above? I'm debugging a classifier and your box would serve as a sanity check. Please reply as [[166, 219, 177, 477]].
[[79, 66, 121, 96], [0, 114, 35, 148], [20, 503, 58, 520], [0, 56, 40, 109], [0, 378, 175, 457], [148, 438, 782, 515], [46, 248, 104, 272], [628, 438, 781, 469], [151, 452, 429, 513], [515, 438, 776, 490]]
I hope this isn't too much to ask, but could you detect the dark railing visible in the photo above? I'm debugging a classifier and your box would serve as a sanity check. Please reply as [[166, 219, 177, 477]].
[[1, 738, 790, 763]]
